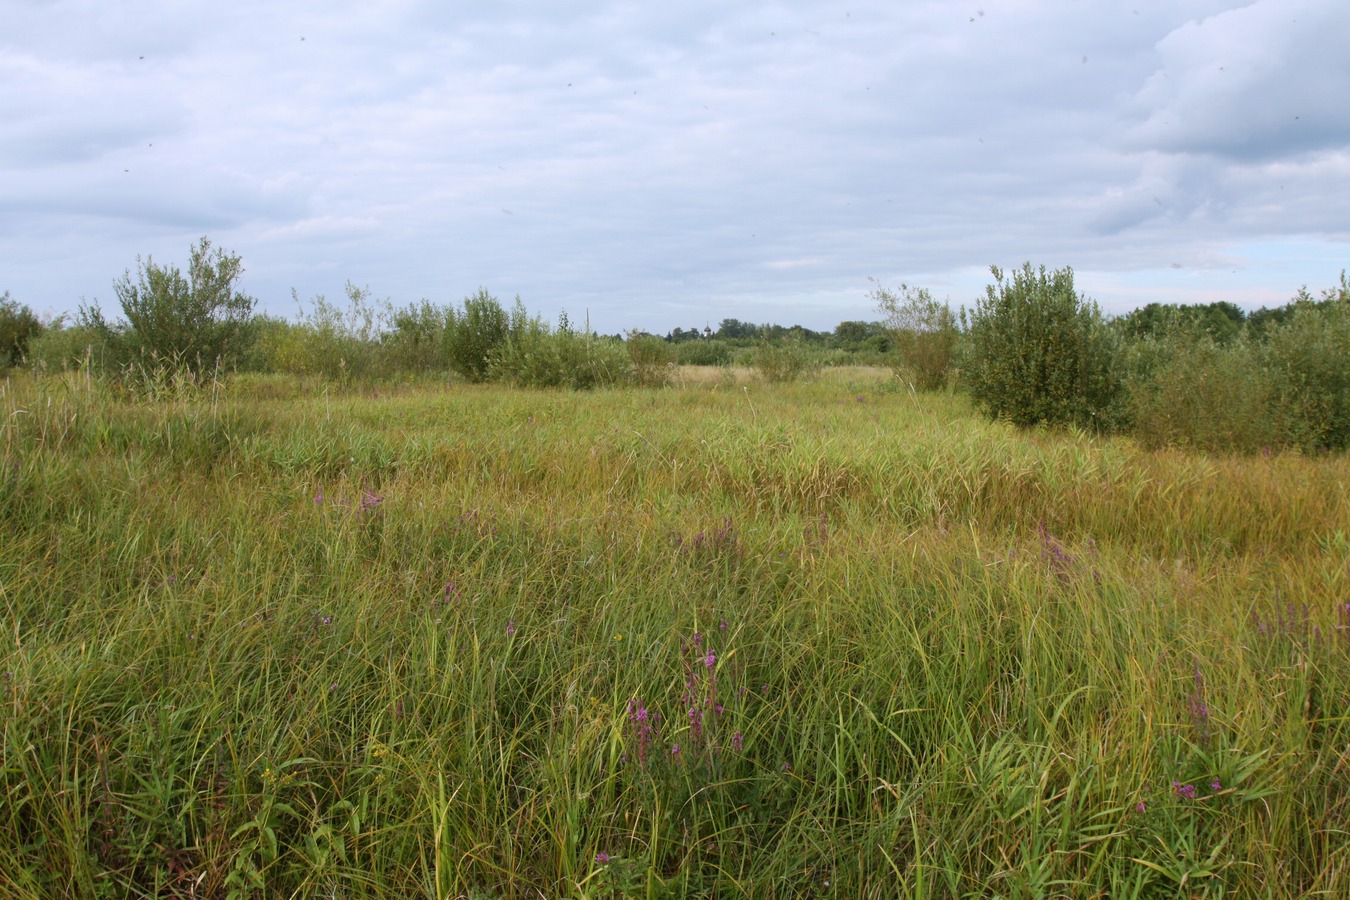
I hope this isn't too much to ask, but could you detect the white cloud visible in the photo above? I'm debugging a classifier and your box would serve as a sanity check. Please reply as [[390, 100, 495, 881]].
[[1124, 1, 1350, 160]]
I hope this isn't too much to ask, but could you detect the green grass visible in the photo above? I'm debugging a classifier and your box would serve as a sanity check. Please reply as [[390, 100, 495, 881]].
[[2, 368, 1348, 897]]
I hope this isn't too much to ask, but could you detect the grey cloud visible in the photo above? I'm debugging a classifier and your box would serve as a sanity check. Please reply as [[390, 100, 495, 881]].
[[1, 0, 1347, 330]]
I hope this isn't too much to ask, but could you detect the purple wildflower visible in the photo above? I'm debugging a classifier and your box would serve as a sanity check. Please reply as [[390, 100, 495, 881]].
[[595, 852, 611, 864], [732, 732, 743, 751], [1211, 778, 1222, 791], [1173, 781, 1197, 800], [506, 620, 516, 637], [627, 699, 656, 764], [1188, 666, 1212, 746]]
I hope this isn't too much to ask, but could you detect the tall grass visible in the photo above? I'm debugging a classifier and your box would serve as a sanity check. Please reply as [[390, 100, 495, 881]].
[[2, 368, 1347, 897]]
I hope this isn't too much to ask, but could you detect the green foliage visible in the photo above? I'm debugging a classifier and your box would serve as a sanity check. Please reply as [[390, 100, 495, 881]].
[[490, 303, 630, 389], [963, 263, 1124, 430], [832, 320, 881, 347], [444, 289, 509, 383], [872, 282, 958, 390], [750, 335, 821, 383], [263, 284, 387, 382], [1115, 301, 1246, 345], [625, 332, 676, 387], [1265, 281, 1350, 451], [1118, 272, 1350, 454], [666, 325, 709, 343], [1126, 333, 1279, 453], [674, 338, 733, 366], [85, 236, 257, 374], [23, 320, 105, 373], [382, 300, 451, 375], [716, 318, 760, 340], [0, 291, 44, 371]]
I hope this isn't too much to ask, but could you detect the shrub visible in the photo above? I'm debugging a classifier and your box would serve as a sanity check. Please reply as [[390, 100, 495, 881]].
[[444, 289, 509, 383], [750, 336, 821, 383], [383, 300, 451, 375], [1127, 332, 1279, 453], [24, 321, 105, 373], [872, 282, 958, 390], [674, 339, 734, 367], [963, 263, 1124, 431], [81, 236, 256, 375], [0, 292, 44, 372], [626, 332, 676, 387], [490, 303, 630, 389], [266, 283, 386, 382], [1265, 275, 1350, 451]]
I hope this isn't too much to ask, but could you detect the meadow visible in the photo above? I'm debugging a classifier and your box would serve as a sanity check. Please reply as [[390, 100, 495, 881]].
[[1, 366, 1348, 898]]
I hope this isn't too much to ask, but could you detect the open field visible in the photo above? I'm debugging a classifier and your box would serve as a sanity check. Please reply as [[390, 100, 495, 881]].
[[2, 367, 1348, 898]]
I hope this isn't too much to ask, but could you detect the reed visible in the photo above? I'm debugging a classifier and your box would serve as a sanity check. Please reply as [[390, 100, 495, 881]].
[[1, 368, 1346, 897]]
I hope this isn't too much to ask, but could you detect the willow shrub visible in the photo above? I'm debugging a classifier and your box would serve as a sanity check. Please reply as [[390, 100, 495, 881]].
[[1127, 332, 1280, 453], [443, 288, 509, 383], [750, 335, 821, 383], [626, 332, 676, 387], [873, 282, 959, 390], [0, 291, 43, 372], [1266, 289, 1350, 452], [489, 304, 630, 389], [963, 263, 1124, 431]]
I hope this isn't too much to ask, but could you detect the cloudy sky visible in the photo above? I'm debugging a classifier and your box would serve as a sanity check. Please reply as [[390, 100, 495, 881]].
[[3, 0, 1347, 334]]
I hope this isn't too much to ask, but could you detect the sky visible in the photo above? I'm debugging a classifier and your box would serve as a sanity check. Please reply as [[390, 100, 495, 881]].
[[3, 0, 1348, 335]]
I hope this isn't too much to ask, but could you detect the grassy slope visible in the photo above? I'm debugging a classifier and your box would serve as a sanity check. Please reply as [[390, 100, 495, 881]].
[[1, 369, 1348, 898]]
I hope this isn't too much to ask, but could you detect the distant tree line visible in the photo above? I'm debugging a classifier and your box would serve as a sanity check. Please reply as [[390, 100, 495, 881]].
[[3, 237, 1347, 453]]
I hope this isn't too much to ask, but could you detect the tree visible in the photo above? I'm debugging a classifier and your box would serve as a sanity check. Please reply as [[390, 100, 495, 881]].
[[88, 237, 256, 374], [963, 263, 1123, 430], [0, 291, 44, 371], [833, 320, 873, 347], [873, 282, 958, 390], [716, 318, 759, 340]]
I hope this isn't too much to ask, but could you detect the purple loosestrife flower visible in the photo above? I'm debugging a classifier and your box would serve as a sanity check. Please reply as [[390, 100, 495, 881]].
[[704, 650, 716, 670], [628, 699, 656, 764]]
